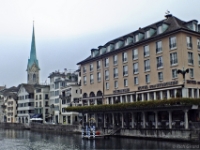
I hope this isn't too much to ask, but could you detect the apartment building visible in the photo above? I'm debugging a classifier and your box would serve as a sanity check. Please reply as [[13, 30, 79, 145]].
[[34, 85, 50, 123], [48, 71, 66, 124], [78, 14, 200, 104], [60, 73, 81, 125], [17, 84, 34, 124]]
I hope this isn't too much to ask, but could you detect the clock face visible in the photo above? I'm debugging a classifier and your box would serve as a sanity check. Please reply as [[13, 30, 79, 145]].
[[30, 64, 37, 72]]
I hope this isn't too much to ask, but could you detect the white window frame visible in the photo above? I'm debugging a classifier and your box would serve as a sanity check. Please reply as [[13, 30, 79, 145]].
[[156, 56, 163, 68], [132, 49, 138, 60], [134, 77, 138, 85], [97, 72, 101, 82], [158, 72, 163, 81], [122, 52, 128, 62], [114, 81, 118, 88], [113, 68, 118, 78], [83, 76, 87, 84], [186, 36, 192, 49], [169, 36, 177, 49], [97, 60, 101, 70], [124, 79, 128, 87], [106, 82, 109, 90], [90, 74, 93, 84], [144, 59, 150, 71], [172, 69, 177, 79], [90, 64, 93, 71], [123, 65, 128, 76], [189, 68, 194, 78], [197, 39, 200, 50], [145, 74, 150, 83], [170, 52, 178, 66], [113, 55, 118, 65], [188, 52, 193, 65], [105, 58, 109, 67], [144, 45, 150, 57], [156, 41, 162, 53], [133, 63, 139, 74], [105, 70, 109, 80]]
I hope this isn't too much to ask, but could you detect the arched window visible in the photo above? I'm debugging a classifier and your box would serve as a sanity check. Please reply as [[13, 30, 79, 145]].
[[89, 92, 95, 97], [97, 91, 102, 96], [83, 93, 87, 98], [33, 74, 36, 82]]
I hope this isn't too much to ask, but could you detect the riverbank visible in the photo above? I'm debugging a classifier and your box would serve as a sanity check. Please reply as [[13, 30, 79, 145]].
[[1, 123, 200, 143]]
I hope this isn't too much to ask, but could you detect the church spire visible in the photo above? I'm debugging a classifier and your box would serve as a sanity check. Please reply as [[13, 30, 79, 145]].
[[27, 21, 39, 71], [27, 21, 40, 85]]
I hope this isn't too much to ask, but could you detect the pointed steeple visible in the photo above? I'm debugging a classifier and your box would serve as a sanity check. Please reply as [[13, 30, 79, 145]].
[[27, 21, 40, 85], [27, 21, 40, 70]]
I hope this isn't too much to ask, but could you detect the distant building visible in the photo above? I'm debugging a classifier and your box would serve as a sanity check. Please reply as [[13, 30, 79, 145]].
[[27, 22, 40, 85], [0, 86, 18, 123], [17, 84, 34, 124], [34, 84, 50, 123], [48, 71, 66, 123]]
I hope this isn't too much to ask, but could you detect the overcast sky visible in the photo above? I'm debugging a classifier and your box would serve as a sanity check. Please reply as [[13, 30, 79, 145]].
[[0, 0, 200, 87]]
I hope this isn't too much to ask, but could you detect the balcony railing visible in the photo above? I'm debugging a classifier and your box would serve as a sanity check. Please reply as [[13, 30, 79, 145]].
[[114, 73, 118, 78], [97, 77, 101, 82], [156, 47, 162, 53], [133, 55, 138, 60], [123, 71, 128, 76], [105, 76, 109, 80], [187, 43, 192, 48], [90, 79, 94, 84], [113, 61, 117, 65], [188, 59, 194, 64], [144, 52, 149, 57], [144, 66, 150, 71], [169, 43, 176, 49], [170, 59, 178, 65], [157, 63, 163, 68], [123, 57, 127, 62], [133, 68, 138, 73]]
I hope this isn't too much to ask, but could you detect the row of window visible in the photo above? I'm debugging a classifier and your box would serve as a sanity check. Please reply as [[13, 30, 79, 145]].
[[18, 102, 34, 107], [104, 68, 194, 90], [84, 37, 200, 73]]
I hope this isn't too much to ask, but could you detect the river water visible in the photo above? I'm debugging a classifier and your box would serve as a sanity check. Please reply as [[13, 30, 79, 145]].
[[0, 129, 199, 150]]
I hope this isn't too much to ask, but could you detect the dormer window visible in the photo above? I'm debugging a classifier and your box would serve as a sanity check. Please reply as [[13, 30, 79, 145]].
[[193, 23, 198, 31], [124, 37, 132, 46], [157, 26, 162, 34], [106, 44, 113, 52], [91, 51, 95, 57], [145, 30, 150, 38], [135, 34, 139, 42], [115, 41, 123, 50]]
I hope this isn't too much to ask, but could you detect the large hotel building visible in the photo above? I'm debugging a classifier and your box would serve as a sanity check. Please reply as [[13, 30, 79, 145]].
[[78, 14, 200, 105]]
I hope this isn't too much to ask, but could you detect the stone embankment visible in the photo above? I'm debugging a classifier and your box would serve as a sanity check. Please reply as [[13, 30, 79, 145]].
[[30, 123, 82, 134], [0, 123, 27, 129]]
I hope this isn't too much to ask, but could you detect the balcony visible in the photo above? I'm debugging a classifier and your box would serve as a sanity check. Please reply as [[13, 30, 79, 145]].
[[187, 43, 192, 48], [188, 59, 194, 64], [45, 105, 49, 107], [169, 43, 176, 49]]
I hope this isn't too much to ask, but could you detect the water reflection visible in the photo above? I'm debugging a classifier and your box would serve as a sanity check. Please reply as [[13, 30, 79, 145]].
[[0, 129, 198, 150]]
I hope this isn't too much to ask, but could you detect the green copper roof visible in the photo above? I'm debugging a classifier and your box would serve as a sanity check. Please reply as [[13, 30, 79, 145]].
[[27, 22, 40, 70]]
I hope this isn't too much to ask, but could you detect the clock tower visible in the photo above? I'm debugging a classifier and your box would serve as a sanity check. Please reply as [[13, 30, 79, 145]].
[[27, 22, 40, 84]]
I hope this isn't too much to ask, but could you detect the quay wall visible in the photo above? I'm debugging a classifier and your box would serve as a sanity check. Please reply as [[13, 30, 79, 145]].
[[0, 123, 26, 129], [98, 128, 199, 142], [30, 123, 82, 133]]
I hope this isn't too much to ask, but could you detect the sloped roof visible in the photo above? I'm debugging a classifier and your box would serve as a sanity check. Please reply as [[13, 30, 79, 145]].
[[77, 14, 197, 65], [19, 84, 34, 93]]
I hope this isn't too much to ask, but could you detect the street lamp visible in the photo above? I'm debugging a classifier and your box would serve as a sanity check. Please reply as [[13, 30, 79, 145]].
[[177, 67, 189, 85]]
